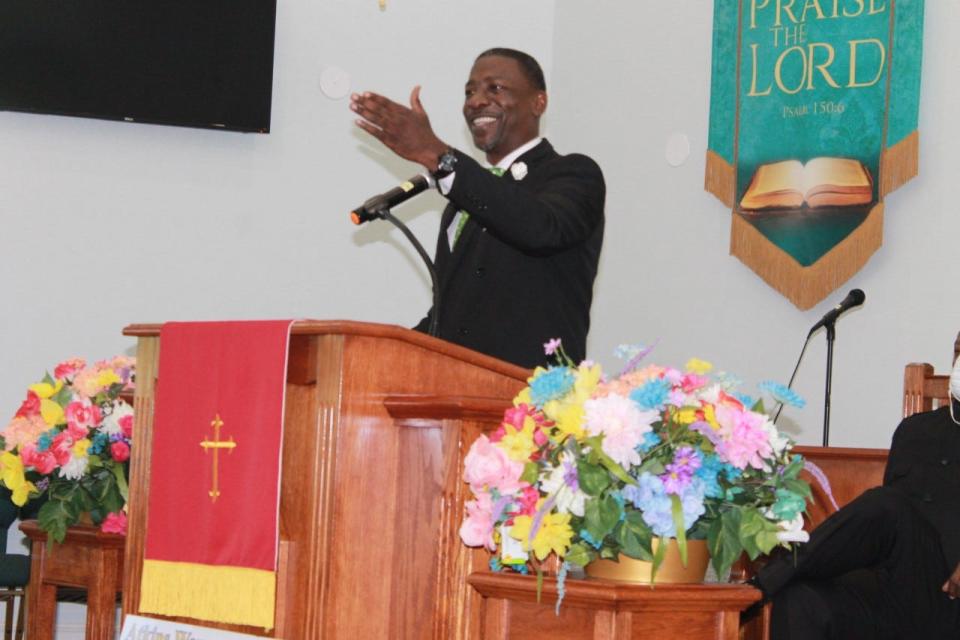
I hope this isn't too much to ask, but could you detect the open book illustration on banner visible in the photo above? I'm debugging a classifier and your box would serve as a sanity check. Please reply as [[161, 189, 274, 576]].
[[740, 158, 874, 211]]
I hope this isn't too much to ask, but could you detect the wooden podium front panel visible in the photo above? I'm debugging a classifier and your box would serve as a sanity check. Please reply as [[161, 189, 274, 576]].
[[122, 321, 528, 639], [468, 573, 760, 640]]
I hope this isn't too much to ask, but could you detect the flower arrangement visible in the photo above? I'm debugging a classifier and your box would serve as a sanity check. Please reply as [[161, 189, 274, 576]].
[[0, 356, 135, 542], [459, 341, 811, 583]]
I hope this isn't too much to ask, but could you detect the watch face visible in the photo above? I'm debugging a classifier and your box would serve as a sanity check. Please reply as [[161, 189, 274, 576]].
[[439, 151, 457, 173]]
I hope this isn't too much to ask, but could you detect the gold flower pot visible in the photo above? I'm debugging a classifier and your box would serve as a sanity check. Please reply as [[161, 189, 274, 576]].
[[584, 538, 710, 584]]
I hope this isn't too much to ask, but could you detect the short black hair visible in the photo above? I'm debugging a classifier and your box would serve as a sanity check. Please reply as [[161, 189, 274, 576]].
[[476, 48, 546, 92]]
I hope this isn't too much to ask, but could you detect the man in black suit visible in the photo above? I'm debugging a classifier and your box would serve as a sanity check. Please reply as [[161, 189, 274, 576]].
[[350, 48, 604, 367], [755, 356, 960, 639]]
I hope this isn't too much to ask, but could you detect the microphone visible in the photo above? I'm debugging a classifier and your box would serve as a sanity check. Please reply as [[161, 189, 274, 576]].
[[350, 174, 431, 225], [808, 289, 865, 335]]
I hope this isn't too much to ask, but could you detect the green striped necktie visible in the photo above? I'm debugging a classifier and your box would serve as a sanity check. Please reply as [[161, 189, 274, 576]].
[[452, 166, 506, 248]]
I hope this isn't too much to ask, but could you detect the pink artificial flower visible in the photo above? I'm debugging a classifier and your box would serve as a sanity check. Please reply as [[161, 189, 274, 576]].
[[513, 485, 540, 518], [463, 435, 525, 496], [583, 393, 657, 467], [118, 414, 134, 439], [714, 405, 773, 470], [20, 443, 59, 475], [65, 400, 102, 438], [2, 415, 48, 451], [543, 338, 562, 356], [14, 391, 40, 418], [54, 358, 86, 381], [100, 511, 127, 535], [458, 493, 496, 551], [50, 432, 75, 467], [110, 441, 130, 462], [681, 373, 709, 393]]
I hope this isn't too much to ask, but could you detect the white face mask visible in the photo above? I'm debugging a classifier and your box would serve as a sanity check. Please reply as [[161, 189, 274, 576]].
[[950, 355, 960, 425]]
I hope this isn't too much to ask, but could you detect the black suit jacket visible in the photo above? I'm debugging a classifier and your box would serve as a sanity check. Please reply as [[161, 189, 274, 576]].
[[415, 139, 605, 368], [883, 401, 960, 568]]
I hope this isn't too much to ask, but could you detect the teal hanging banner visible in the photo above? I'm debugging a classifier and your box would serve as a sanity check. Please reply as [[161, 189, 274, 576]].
[[706, 0, 923, 309]]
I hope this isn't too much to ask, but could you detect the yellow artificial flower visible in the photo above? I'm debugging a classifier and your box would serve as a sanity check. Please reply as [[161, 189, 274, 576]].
[[500, 418, 537, 461], [685, 358, 713, 374], [40, 398, 65, 426], [702, 404, 720, 430], [513, 387, 533, 406], [28, 380, 63, 399], [96, 369, 121, 389], [550, 401, 586, 441], [541, 362, 601, 440], [574, 362, 603, 397], [0, 451, 34, 506], [676, 407, 698, 425], [510, 508, 574, 561], [72, 439, 92, 459]]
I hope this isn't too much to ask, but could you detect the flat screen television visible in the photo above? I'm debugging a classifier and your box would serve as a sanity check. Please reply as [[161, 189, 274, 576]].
[[0, 0, 277, 133]]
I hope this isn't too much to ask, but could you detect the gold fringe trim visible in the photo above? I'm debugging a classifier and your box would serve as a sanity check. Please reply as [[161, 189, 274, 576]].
[[730, 203, 884, 310], [704, 150, 735, 208], [140, 559, 276, 630], [880, 130, 919, 197]]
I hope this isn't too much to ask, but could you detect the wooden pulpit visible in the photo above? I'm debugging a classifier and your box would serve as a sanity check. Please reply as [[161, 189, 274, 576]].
[[120, 321, 529, 638]]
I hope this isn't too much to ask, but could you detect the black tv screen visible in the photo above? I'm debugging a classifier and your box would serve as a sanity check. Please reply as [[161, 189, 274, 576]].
[[0, 0, 277, 133]]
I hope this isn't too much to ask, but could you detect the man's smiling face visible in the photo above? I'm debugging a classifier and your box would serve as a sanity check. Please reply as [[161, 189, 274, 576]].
[[463, 55, 546, 165]]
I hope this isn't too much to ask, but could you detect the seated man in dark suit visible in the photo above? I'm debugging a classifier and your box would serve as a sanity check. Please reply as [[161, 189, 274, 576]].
[[350, 48, 605, 368], [756, 356, 960, 639]]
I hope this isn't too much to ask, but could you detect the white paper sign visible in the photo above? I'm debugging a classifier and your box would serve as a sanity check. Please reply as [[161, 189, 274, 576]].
[[120, 615, 278, 640]]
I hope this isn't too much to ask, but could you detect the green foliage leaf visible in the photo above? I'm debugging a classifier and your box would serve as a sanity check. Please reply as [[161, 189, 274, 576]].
[[707, 508, 743, 580], [577, 460, 610, 497], [52, 384, 73, 407], [616, 511, 654, 561], [520, 462, 540, 485], [564, 543, 594, 568], [38, 498, 78, 544], [781, 478, 812, 501], [739, 508, 781, 560], [670, 494, 688, 566], [584, 493, 620, 542]]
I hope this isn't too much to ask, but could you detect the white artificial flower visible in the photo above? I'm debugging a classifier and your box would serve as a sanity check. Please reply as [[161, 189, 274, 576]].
[[760, 416, 790, 456], [59, 456, 90, 481], [539, 453, 587, 517], [101, 400, 133, 435], [510, 162, 528, 180], [775, 514, 809, 544]]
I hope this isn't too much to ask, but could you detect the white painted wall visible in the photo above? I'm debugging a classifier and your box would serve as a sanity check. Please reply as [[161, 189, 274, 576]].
[[0, 0, 957, 635]]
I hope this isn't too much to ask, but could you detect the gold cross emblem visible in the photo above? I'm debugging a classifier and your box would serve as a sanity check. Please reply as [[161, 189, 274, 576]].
[[200, 414, 237, 502]]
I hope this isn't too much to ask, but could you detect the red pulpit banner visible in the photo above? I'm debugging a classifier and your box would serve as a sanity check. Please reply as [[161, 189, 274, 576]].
[[139, 320, 294, 629]]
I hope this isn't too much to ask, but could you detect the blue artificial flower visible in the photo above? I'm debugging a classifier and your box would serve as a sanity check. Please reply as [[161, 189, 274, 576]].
[[758, 381, 806, 409], [630, 378, 671, 411], [637, 431, 661, 453], [36, 431, 54, 453], [733, 392, 755, 408], [579, 528, 604, 550], [695, 453, 724, 499], [88, 432, 110, 455], [529, 367, 576, 406], [715, 371, 743, 391], [614, 344, 644, 360], [772, 488, 806, 521], [555, 561, 570, 615]]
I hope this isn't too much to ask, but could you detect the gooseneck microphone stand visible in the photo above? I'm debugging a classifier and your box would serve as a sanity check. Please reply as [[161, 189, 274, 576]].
[[369, 202, 441, 337], [822, 322, 836, 446]]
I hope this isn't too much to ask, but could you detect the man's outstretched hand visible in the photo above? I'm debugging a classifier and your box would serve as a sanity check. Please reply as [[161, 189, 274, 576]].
[[351, 86, 448, 172], [942, 562, 960, 599]]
